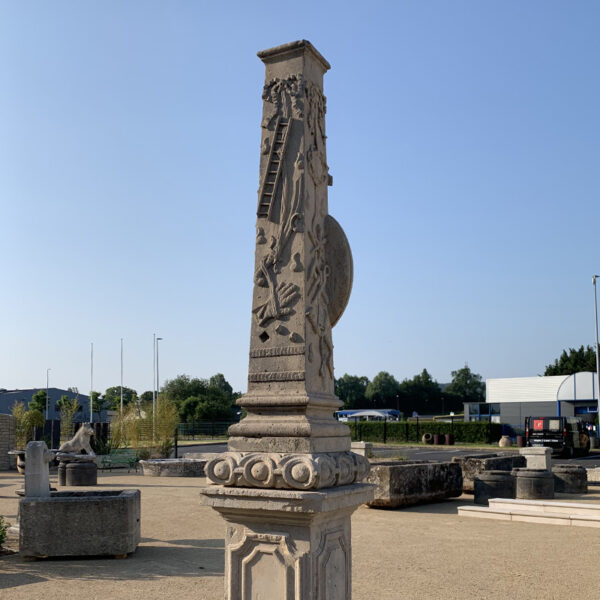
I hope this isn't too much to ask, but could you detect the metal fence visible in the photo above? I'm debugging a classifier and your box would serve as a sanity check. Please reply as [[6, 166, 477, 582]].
[[177, 421, 233, 440]]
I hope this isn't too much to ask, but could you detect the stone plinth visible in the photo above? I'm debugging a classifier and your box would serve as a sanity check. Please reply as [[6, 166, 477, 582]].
[[552, 465, 588, 494], [19, 489, 140, 558], [452, 454, 525, 493], [520, 447, 552, 470], [140, 458, 207, 477], [365, 461, 462, 508], [474, 470, 515, 506], [65, 461, 98, 486], [513, 468, 554, 500], [200, 483, 373, 600], [350, 442, 372, 458]]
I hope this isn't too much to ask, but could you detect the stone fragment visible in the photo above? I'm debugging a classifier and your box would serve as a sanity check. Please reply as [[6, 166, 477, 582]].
[[365, 461, 462, 508]]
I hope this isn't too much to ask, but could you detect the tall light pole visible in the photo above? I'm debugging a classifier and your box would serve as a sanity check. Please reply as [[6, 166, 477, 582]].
[[594, 275, 600, 438], [156, 337, 163, 398], [46, 368, 51, 421], [153, 334, 156, 444], [120, 338, 124, 415], [90, 342, 94, 424]]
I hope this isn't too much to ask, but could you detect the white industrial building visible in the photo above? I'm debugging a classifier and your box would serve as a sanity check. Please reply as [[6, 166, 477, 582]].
[[464, 372, 599, 430]]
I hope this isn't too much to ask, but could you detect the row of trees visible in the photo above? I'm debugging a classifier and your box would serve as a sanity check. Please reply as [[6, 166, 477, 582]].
[[544, 345, 597, 376], [98, 372, 240, 423], [335, 366, 485, 416]]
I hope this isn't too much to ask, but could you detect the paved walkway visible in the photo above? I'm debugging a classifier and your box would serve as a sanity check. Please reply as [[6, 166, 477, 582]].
[[1, 470, 599, 599]]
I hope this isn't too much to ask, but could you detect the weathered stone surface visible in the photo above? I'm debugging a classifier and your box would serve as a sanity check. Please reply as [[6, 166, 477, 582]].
[[19, 489, 140, 558], [474, 470, 515, 506], [586, 467, 600, 482], [452, 453, 526, 493], [513, 468, 554, 500], [552, 464, 588, 494], [365, 461, 462, 508], [201, 41, 374, 600], [65, 461, 98, 486], [200, 483, 373, 600], [519, 446, 552, 470], [206, 450, 369, 490], [24, 441, 54, 497], [140, 458, 207, 477], [350, 441, 372, 457], [58, 423, 95, 456], [223, 39, 351, 464]]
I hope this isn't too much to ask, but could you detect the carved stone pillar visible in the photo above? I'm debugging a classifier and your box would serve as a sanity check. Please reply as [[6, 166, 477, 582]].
[[200, 40, 373, 600]]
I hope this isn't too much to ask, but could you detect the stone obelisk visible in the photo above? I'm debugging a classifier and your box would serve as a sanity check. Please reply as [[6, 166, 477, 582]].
[[201, 40, 373, 600]]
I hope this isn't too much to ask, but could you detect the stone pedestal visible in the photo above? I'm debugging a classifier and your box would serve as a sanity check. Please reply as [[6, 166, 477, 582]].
[[66, 461, 98, 486], [200, 484, 373, 600], [520, 447, 552, 470]]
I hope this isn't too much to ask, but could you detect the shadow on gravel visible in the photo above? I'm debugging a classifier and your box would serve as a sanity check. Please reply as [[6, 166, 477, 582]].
[[0, 540, 225, 590]]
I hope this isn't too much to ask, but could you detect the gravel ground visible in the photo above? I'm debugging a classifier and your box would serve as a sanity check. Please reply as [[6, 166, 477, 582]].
[[1, 470, 599, 600]]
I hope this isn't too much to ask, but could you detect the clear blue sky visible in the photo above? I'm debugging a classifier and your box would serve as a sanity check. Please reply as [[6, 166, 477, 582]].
[[1, 1, 599, 397]]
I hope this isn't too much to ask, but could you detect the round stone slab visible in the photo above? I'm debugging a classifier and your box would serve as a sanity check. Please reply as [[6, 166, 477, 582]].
[[325, 214, 353, 327]]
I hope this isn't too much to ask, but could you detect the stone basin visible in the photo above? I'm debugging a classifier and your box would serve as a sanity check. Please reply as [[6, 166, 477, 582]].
[[139, 458, 207, 477], [19, 489, 140, 559]]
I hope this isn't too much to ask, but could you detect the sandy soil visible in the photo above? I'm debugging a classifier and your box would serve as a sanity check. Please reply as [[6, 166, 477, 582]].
[[1, 470, 598, 599]]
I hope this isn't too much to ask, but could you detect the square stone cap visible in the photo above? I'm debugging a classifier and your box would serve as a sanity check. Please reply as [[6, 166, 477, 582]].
[[519, 447, 552, 455], [257, 40, 330, 72], [200, 482, 374, 514]]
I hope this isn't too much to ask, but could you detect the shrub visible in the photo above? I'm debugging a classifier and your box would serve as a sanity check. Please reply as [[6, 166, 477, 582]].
[[347, 420, 503, 444]]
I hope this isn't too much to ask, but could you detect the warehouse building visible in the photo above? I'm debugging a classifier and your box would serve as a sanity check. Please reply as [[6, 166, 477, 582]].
[[465, 371, 598, 430]]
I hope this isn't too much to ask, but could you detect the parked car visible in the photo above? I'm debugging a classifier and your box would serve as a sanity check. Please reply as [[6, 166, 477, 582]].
[[524, 416, 590, 457]]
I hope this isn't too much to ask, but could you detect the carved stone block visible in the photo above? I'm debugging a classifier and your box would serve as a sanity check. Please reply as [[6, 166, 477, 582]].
[[200, 483, 373, 600]]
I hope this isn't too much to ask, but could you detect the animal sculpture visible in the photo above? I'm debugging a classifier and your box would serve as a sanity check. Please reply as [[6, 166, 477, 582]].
[[58, 423, 96, 456]]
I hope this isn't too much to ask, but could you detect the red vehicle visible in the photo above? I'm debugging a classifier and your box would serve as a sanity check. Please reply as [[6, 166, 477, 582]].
[[525, 416, 590, 457]]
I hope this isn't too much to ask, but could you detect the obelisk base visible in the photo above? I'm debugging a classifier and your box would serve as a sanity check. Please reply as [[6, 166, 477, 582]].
[[200, 483, 374, 600]]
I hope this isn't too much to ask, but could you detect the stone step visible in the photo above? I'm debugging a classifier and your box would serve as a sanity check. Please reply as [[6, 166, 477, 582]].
[[458, 500, 600, 528], [488, 497, 600, 517]]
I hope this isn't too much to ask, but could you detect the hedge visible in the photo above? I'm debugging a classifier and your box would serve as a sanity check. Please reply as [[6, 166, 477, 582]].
[[347, 420, 503, 444]]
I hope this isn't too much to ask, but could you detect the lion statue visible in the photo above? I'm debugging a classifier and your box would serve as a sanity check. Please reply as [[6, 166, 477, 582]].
[[58, 423, 95, 456]]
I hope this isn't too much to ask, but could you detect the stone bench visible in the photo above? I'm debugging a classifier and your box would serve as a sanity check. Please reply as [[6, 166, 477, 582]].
[[365, 461, 462, 508], [452, 453, 526, 493]]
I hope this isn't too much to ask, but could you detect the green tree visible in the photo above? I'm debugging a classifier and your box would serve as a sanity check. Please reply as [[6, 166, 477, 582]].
[[29, 390, 47, 415], [56, 395, 80, 443], [445, 365, 485, 405], [365, 372, 401, 409], [544, 345, 597, 376], [335, 374, 369, 409], [103, 386, 138, 411], [140, 391, 154, 403], [209, 373, 233, 397], [162, 375, 209, 410], [90, 391, 105, 418], [398, 369, 443, 415]]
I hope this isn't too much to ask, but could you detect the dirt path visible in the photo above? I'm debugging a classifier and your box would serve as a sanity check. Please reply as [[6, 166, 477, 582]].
[[1, 471, 598, 599]]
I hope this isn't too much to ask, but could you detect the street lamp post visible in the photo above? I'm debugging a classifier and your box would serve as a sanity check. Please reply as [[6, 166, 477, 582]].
[[593, 275, 600, 438], [152, 334, 156, 444], [156, 337, 163, 398], [46, 368, 51, 420], [46, 368, 51, 445], [120, 338, 124, 415]]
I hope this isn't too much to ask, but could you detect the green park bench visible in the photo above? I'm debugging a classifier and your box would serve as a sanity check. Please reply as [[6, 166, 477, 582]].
[[100, 449, 139, 472]]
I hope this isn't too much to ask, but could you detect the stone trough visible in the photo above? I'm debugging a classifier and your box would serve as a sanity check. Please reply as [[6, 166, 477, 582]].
[[20, 489, 140, 559], [365, 461, 462, 508], [139, 458, 208, 477]]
